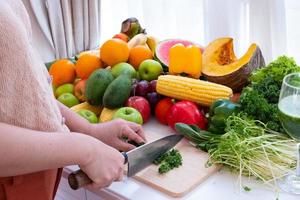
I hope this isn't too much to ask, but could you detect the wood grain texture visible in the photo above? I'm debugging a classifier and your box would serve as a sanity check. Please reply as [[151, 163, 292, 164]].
[[132, 130, 220, 197]]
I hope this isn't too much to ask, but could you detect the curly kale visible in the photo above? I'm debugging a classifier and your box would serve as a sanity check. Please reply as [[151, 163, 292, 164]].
[[250, 55, 300, 85], [239, 88, 283, 132], [238, 56, 300, 133], [252, 76, 281, 104], [239, 88, 270, 121], [153, 149, 182, 174]]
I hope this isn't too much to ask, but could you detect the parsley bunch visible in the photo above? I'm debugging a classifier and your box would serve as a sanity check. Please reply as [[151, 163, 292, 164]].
[[153, 149, 182, 174]]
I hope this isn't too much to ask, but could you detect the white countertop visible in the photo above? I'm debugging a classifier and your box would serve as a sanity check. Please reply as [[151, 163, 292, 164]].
[[65, 119, 299, 200]]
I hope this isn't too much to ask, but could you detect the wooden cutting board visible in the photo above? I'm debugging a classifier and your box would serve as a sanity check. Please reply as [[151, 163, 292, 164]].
[[131, 128, 220, 197]]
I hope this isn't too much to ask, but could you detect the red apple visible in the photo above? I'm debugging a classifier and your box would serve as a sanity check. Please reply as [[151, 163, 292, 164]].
[[112, 33, 129, 42], [74, 79, 86, 102], [126, 96, 151, 123]]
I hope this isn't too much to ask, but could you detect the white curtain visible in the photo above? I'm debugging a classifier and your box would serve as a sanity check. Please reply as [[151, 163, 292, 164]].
[[22, 0, 101, 62], [100, 0, 204, 45], [23, 0, 299, 64], [285, 0, 300, 63], [101, 0, 293, 64], [203, 0, 287, 62]]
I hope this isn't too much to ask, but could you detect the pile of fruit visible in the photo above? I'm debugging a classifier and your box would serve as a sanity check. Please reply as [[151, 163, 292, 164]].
[[47, 17, 300, 190], [47, 17, 264, 131]]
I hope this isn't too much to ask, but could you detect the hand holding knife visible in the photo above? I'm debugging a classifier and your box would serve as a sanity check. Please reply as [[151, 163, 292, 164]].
[[68, 134, 183, 190]]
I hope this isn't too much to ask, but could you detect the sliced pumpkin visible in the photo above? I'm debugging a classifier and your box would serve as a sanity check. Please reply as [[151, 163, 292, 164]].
[[202, 38, 265, 92]]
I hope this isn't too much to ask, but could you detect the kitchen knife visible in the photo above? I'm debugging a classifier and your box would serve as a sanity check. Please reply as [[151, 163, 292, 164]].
[[68, 134, 183, 190]]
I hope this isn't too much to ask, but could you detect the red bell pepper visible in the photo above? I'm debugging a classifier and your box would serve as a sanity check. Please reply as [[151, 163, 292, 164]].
[[167, 100, 207, 130]]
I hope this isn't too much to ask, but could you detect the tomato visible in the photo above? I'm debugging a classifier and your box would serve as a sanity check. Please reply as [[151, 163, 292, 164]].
[[155, 98, 174, 125]]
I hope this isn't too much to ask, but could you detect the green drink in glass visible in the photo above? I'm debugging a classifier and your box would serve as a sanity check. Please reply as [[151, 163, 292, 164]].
[[278, 72, 300, 194]]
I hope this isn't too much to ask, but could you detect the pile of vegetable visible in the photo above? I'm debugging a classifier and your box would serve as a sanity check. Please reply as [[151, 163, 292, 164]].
[[175, 115, 297, 187], [239, 56, 300, 132], [175, 55, 300, 188]]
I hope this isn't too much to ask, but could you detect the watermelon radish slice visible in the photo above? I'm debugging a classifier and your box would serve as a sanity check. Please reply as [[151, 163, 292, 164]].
[[155, 39, 203, 67]]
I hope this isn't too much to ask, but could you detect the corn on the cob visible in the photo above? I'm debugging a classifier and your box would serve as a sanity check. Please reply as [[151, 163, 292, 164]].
[[156, 75, 233, 106], [70, 102, 103, 116]]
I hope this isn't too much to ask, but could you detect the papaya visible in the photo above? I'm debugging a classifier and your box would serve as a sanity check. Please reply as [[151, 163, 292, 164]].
[[85, 69, 114, 106], [103, 74, 132, 109]]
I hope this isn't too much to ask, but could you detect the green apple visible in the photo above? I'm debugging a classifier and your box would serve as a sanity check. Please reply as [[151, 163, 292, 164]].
[[55, 83, 74, 98], [57, 93, 79, 108], [138, 59, 163, 81], [76, 109, 98, 123], [113, 107, 143, 125], [111, 62, 137, 78]]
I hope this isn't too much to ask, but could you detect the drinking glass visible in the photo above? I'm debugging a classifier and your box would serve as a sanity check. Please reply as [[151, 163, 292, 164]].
[[278, 72, 300, 194]]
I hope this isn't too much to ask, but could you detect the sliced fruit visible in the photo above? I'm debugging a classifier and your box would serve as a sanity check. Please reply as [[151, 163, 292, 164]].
[[155, 39, 203, 67], [202, 37, 265, 92]]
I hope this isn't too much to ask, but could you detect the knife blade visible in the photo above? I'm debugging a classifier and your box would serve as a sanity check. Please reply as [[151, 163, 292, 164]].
[[68, 134, 183, 190]]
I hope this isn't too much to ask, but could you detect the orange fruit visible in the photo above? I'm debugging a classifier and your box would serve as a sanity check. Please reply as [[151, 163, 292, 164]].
[[112, 33, 129, 42], [100, 38, 129, 66], [75, 53, 102, 79], [49, 59, 76, 86], [128, 45, 153, 69]]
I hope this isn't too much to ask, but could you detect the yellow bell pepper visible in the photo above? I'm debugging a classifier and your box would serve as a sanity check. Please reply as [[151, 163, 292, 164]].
[[169, 44, 202, 79]]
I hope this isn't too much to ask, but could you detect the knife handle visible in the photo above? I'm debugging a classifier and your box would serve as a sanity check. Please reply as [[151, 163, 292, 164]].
[[68, 152, 128, 190]]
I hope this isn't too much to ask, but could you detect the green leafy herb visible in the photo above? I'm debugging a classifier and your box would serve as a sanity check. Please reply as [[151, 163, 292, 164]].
[[158, 162, 171, 174], [243, 186, 251, 192], [175, 115, 297, 188], [238, 55, 300, 132], [153, 149, 183, 174], [250, 55, 300, 85], [239, 88, 283, 132]]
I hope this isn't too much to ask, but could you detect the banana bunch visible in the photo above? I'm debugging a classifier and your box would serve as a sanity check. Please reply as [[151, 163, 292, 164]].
[[99, 107, 119, 122], [70, 102, 103, 116], [128, 34, 158, 56]]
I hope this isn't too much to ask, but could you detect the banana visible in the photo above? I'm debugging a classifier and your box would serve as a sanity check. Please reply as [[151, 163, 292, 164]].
[[127, 33, 147, 49], [70, 102, 103, 116], [77, 49, 100, 59], [146, 36, 158, 56], [99, 107, 119, 122]]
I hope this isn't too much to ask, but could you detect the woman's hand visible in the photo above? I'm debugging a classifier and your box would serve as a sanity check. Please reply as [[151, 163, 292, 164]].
[[79, 136, 125, 188], [89, 119, 146, 151], [57, 102, 146, 151]]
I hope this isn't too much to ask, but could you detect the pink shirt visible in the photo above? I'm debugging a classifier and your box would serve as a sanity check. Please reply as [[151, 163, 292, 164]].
[[0, 1, 69, 199]]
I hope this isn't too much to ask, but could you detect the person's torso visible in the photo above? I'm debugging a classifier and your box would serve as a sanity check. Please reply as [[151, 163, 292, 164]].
[[0, 1, 69, 199]]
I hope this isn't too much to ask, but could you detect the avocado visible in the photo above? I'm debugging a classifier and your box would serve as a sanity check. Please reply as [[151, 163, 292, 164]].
[[85, 69, 114, 106], [103, 74, 132, 109]]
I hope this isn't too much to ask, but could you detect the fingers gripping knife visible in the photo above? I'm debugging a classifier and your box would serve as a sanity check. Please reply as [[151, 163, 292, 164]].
[[68, 135, 183, 190]]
